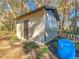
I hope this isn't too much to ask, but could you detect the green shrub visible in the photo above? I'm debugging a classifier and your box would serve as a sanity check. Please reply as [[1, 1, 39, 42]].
[[22, 41, 39, 53], [39, 46, 48, 56]]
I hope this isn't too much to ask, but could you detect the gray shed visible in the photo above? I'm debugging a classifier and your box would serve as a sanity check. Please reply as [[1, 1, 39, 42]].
[[15, 6, 60, 44]]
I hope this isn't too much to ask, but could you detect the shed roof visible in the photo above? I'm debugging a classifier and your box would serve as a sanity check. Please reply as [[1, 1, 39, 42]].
[[14, 6, 60, 21]]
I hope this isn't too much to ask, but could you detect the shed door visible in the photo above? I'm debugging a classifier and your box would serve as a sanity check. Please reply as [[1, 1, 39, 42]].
[[16, 20, 24, 40], [16, 20, 28, 40]]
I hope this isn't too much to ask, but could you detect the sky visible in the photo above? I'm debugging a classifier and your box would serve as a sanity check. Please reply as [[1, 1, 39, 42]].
[[26, 0, 37, 10], [70, 9, 79, 26], [3, 0, 79, 27], [70, 9, 79, 19], [27, 0, 79, 27]]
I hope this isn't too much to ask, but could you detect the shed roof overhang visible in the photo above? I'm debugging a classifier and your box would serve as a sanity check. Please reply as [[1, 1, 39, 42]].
[[13, 6, 60, 21]]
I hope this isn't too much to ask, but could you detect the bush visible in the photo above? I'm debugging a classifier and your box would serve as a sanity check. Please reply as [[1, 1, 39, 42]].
[[39, 45, 48, 56]]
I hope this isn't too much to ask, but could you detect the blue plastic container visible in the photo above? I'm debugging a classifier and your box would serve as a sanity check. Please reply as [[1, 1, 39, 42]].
[[58, 39, 75, 59]]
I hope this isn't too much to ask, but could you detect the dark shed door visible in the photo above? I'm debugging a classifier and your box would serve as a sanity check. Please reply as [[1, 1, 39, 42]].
[[24, 20, 29, 40]]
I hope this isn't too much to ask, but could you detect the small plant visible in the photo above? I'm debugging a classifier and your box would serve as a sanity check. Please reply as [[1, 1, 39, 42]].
[[54, 42, 57, 48], [39, 45, 49, 56], [22, 41, 39, 53]]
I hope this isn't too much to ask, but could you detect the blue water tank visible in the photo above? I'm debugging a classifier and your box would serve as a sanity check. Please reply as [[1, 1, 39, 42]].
[[58, 39, 75, 59]]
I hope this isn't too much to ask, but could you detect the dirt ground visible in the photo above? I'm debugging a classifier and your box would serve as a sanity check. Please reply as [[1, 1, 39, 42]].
[[0, 39, 58, 59]]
